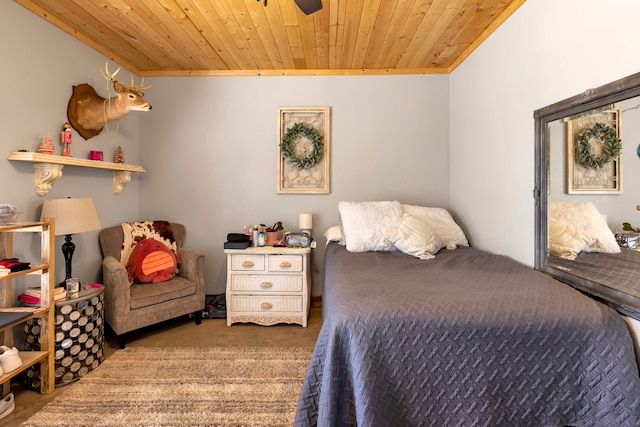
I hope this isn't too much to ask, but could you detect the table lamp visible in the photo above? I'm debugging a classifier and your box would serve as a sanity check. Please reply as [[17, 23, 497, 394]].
[[299, 213, 313, 235], [41, 197, 101, 287]]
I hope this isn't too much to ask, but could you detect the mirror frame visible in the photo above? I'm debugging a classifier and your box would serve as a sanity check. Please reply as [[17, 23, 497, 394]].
[[534, 71, 640, 320]]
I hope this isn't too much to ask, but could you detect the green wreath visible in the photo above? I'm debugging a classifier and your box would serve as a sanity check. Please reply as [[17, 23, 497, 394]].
[[576, 122, 622, 169], [280, 122, 324, 169]]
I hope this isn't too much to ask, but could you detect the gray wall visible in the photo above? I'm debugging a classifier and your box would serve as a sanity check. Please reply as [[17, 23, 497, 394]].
[[1, 2, 142, 293], [1, 2, 450, 296], [139, 75, 450, 294]]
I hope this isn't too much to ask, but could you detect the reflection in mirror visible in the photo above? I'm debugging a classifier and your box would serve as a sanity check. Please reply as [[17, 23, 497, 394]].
[[535, 72, 640, 319]]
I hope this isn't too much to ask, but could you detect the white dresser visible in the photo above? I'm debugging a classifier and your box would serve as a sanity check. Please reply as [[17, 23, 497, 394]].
[[224, 246, 312, 327]]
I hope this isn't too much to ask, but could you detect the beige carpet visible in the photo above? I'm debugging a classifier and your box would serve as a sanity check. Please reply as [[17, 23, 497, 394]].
[[20, 347, 314, 427]]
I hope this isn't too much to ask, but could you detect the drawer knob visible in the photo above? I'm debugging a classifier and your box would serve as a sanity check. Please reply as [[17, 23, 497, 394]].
[[260, 302, 273, 309], [260, 281, 273, 288], [242, 260, 255, 267], [279, 261, 292, 268]]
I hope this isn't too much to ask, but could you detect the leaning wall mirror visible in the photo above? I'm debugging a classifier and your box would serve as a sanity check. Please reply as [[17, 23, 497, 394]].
[[535, 71, 640, 320]]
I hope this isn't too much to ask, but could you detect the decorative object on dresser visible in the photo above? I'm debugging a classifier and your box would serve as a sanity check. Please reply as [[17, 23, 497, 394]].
[[40, 197, 101, 287], [23, 284, 104, 389], [99, 221, 205, 348], [225, 246, 312, 327], [298, 213, 313, 236]]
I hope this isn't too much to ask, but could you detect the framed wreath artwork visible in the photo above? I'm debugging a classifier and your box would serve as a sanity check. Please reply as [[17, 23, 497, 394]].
[[277, 107, 330, 194], [566, 107, 622, 194]]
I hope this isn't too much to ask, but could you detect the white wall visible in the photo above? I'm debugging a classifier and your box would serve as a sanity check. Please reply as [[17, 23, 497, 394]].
[[140, 75, 451, 294], [450, 0, 640, 265], [449, 0, 640, 358], [1, 2, 142, 293]]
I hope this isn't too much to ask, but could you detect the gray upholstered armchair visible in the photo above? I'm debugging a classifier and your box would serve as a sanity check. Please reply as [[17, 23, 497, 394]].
[[99, 222, 205, 348]]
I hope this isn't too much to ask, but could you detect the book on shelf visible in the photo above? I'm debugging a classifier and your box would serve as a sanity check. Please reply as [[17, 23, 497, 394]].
[[18, 286, 67, 305]]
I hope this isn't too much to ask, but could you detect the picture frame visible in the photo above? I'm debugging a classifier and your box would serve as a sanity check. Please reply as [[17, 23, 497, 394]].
[[277, 106, 331, 194], [566, 107, 622, 194]]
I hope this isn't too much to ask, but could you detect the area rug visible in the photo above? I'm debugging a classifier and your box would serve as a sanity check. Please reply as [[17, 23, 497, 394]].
[[21, 346, 314, 427]]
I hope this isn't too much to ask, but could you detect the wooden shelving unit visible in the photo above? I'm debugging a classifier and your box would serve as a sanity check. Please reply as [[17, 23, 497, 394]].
[[0, 219, 55, 394], [8, 151, 145, 196]]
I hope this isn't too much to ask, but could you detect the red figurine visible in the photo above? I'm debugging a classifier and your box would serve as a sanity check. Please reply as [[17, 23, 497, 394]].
[[61, 122, 72, 156]]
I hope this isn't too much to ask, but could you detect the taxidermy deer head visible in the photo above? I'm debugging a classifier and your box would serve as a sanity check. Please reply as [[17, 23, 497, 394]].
[[67, 62, 152, 140]]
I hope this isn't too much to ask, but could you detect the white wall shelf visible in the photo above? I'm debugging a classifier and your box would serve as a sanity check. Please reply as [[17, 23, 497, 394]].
[[8, 151, 145, 196]]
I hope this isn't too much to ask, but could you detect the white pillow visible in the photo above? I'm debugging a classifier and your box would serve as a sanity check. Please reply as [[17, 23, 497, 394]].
[[400, 204, 469, 250], [548, 202, 620, 259], [338, 201, 402, 252], [386, 214, 444, 260], [324, 225, 345, 246], [548, 218, 595, 260]]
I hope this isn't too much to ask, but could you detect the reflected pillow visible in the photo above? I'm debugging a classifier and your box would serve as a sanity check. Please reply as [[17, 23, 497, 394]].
[[400, 204, 469, 249], [548, 201, 620, 260], [339, 201, 402, 252], [386, 214, 444, 260]]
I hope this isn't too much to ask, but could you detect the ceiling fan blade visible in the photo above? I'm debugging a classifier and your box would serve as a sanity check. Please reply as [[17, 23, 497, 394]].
[[294, 0, 322, 15]]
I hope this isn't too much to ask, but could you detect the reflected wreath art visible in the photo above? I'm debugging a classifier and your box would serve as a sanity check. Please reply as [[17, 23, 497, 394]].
[[280, 122, 324, 169], [577, 122, 622, 169]]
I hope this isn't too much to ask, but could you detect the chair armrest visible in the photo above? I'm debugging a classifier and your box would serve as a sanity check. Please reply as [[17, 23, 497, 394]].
[[178, 248, 205, 285], [102, 255, 131, 317]]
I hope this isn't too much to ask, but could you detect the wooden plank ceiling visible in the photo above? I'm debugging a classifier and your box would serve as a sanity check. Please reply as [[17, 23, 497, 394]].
[[15, 0, 525, 76]]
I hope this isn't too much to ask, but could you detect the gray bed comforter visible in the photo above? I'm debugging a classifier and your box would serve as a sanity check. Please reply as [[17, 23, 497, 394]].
[[295, 243, 640, 427]]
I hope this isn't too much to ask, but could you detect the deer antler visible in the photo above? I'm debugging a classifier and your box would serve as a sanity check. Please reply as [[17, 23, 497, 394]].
[[100, 61, 152, 92], [127, 75, 152, 92], [100, 61, 121, 82]]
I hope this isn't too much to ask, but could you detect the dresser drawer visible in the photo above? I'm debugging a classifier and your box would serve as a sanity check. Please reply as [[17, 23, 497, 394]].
[[229, 254, 265, 271], [230, 275, 303, 292], [268, 255, 302, 272], [225, 246, 311, 327], [229, 295, 303, 313]]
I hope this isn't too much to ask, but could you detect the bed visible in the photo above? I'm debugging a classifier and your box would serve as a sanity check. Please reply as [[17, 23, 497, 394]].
[[548, 249, 640, 300], [294, 201, 640, 427]]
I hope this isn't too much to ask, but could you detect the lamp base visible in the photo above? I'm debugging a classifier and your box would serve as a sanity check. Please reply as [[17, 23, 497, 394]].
[[60, 234, 75, 288]]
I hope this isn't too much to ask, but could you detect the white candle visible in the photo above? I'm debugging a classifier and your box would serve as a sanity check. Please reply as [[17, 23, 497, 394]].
[[299, 213, 313, 230]]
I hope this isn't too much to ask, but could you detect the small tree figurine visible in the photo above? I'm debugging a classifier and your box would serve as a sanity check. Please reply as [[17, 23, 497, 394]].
[[114, 145, 125, 163], [37, 133, 55, 155]]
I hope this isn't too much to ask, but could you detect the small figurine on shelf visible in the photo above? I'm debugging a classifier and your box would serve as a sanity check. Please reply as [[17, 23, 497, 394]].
[[114, 145, 125, 163], [37, 133, 55, 155], [61, 122, 72, 156]]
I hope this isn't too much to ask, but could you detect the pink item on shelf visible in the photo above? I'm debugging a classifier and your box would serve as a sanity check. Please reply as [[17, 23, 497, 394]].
[[89, 150, 103, 161]]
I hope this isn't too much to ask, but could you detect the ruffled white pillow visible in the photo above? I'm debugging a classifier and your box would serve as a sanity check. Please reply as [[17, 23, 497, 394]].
[[386, 214, 444, 260], [400, 204, 468, 250], [339, 201, 402, 252], [548, 218, 595, 260], [548, 201, 620, 259]]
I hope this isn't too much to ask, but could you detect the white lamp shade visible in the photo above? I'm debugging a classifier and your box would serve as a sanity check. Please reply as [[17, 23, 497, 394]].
[[299, 213, 313, 230], [41, 197, 101, 236]]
